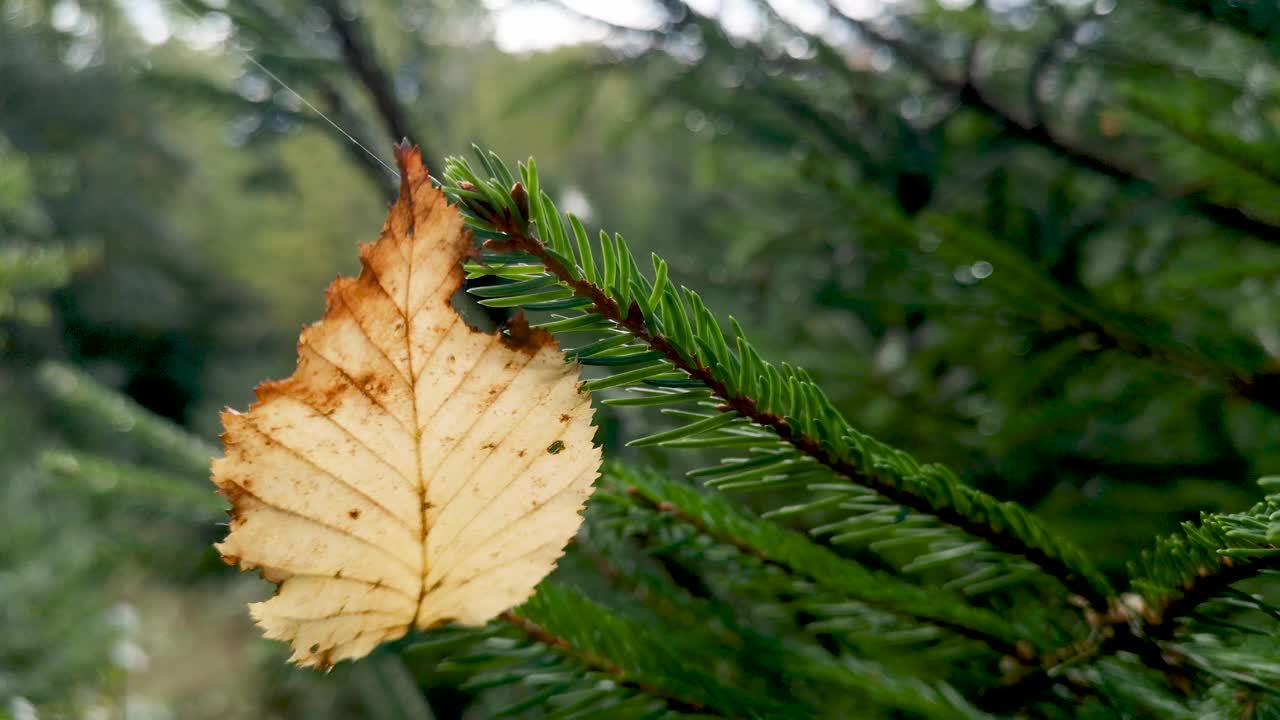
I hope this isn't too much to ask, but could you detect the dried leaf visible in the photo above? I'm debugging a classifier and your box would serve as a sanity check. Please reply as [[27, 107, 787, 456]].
[[212, 146, 601, 669]]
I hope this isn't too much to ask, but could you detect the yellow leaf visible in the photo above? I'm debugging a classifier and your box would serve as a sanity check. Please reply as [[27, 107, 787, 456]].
[[212, 146, 601, 669]]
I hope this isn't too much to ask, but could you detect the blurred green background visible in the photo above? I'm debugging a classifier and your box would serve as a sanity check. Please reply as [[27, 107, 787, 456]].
[[2, 0, 1278, 717]]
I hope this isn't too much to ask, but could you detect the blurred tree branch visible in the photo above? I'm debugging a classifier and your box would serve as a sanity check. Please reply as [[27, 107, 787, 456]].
[[316, 0, 435, 167], [817, 1, 1280, 245], [1153, 0, 1280, 51], [317, 81, 400, 192]]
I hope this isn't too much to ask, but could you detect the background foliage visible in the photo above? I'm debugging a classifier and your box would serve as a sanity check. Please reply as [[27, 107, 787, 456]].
[[2, 0, 1278, 718]]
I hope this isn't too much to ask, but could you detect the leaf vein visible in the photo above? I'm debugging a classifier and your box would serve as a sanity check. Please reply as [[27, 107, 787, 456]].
[[335, 286, 413, 389], [302, 345, 416, 441], [238, 416, 417, 529], [233, 483, 420, 577]]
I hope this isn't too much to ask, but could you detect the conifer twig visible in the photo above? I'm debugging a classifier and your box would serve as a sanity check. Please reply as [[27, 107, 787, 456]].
[[484, 213, 1112, 608], [1145, 557, 1280, 640], [498, 611, 718, 716], [626, 486, 1026, 657]]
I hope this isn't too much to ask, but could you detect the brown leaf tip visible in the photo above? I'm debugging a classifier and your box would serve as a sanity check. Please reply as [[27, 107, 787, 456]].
[[394, 142, 425, 179]]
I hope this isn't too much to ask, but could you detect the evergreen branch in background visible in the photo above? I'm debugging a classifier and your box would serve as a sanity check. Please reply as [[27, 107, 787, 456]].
[[1154, 0, 1280, 52], [315, 0, 432, 165], [816, 170, 1280, 414], [506, 582, 936, 718], [40, 450, 225, 522], [810, 0, 1280, 245], [0, 244, 93, 342], [1124, 93, 1280, 189], [441, 147, 1114, 607], [143, 57, 395, 194], [175, 0, 410, 193], [36, 361, 216, 478], [606, 463, 1030, 656], [317, 79, 402, 193], [438, 578, 967, 720], [346, 655, 437, 720]]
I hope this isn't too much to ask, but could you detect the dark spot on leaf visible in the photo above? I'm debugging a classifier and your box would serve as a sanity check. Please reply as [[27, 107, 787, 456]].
[[348, 508, 361, 519], [310, 643, 320, 653], [547, 440, 565, 454]]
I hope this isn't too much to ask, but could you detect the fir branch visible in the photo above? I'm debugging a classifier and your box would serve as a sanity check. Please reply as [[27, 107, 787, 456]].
[[498, 611, 715, 716], [611, 465, 1032, 657], [444, 151, 1113, 608], [584, 498, 991, 719], [36, 361, 216, 478], [1131, 480, 1280, 637], [510, 583, 810, 718], [991, 479, 1280, 705], [40, 450, 225, 522], [578, 517, 804, 694], [580, 0, 1280, 414]]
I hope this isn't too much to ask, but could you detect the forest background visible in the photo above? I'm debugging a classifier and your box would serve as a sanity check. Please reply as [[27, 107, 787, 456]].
[[2, 0, 1279, 717]]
